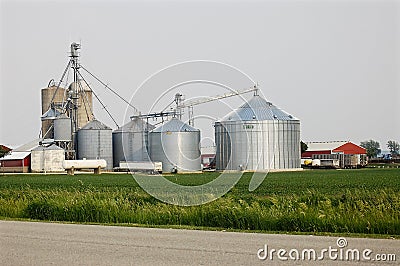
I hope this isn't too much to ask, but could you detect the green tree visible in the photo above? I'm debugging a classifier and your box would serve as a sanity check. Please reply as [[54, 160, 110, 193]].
[[301, 141, 308, 154], [387, 140, 400, 156], [0, 146, 8, 158], [360, 140, 381, 158]]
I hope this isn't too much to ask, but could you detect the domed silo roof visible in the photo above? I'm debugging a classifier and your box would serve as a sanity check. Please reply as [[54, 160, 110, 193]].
[[220, 95, 298, 122], [41, 108, 61, 120], [68, 79, 91, 92], [32, 144, 64, 151], [80, 119, 111, 130], [152, 118, 199, 133], [114, 118, 155, 133]]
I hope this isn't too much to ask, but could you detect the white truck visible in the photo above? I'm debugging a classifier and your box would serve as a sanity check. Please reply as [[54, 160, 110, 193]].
[[311, 159, 340, 168], [117, 161, 162, 174]]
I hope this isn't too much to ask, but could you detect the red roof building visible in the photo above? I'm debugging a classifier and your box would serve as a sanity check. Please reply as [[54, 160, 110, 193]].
[[0, 152, 31, 173], [302, 141, 366, 158], [0, 139, 41, 173]]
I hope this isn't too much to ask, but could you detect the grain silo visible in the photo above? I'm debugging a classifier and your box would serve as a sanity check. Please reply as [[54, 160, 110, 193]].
[[214, 94, 301, 171], [54, 114, 72, 142], [41, 84, 66, 138], [149, 118, 201, 173], [77, 119, 113, 170], [68, 80, 94, 130], [112, 118, 155, 167]]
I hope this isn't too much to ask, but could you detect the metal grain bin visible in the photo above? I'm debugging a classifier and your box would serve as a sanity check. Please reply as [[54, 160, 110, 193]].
[[149, 118, 201, 173], [54, 114, 72, 142], [112, 118, 155, 168], [41, 108, 61, 139], [214, 95, 300, 171], [77, 119, 113, 170]]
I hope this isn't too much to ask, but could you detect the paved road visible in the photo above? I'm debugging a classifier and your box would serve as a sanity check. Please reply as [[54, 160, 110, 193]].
[[0, 221, 398, 265]]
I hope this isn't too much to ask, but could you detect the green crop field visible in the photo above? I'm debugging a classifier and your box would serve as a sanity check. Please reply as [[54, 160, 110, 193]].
[[0, 168, 399, 236]]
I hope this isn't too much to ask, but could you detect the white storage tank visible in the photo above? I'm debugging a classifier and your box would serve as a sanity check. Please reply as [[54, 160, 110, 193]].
[[31, 144, 65, 172], [112, 118, 155, 168], [214, 94, 301, 171], [63, 159, 107, 169], [77, 119, 113, 170], [149, 118, 201, 173]]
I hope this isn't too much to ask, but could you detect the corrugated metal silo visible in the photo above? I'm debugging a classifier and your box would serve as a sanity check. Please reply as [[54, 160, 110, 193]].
[[77, 119, 113, 170], [54, 114, 72, 142], [68, 80, 94, 129], [149, 118, 201, 173], [214, 95, 301, 171], [112, 118, 155, 167]]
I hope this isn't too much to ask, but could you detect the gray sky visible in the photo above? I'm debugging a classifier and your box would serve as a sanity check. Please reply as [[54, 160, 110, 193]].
[[1, 0, 399, 149]]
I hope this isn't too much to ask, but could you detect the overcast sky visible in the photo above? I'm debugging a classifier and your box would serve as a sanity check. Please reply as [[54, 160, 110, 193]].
[[1, 0, 399, 149]]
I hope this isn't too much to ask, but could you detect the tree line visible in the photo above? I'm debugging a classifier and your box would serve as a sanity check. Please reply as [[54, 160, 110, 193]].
[[360, 140, 400, 158]]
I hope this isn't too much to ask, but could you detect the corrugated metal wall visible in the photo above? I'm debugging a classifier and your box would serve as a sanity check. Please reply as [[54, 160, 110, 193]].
[[77, 120, 113, 170], [215, 120, 300, 170], [215, 95, 301, 171]]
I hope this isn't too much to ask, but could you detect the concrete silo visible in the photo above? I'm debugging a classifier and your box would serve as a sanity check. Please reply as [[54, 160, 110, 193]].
[[77, 119, 113, 170], [41, 84, 65, 138], [214, 94, 301, 171], [112, 118, 155, 167], [67, 80, 94, 130], [149, 118, 201, 173]]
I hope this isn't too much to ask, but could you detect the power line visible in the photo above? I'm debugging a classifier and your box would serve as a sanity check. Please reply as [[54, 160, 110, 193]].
[[77, 70, 119, 128], [80, 65, 139, 114]]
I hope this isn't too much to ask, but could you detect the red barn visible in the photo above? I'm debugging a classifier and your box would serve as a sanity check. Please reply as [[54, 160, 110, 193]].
[[0, 152, 31, 173], [0, 139, 41, 173]]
